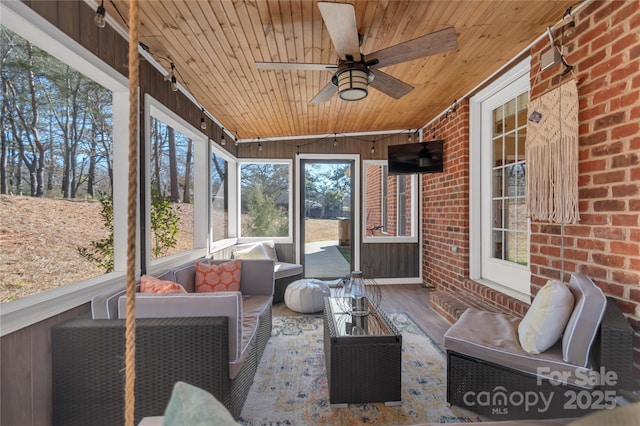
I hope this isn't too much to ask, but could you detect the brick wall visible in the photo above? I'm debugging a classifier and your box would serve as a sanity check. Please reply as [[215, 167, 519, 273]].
[[424, 0, 640, 385], [529, 0, 639, 382]]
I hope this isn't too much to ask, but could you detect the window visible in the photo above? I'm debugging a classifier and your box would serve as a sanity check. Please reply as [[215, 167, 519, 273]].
[[238, 160, 292, 241], [470, 58, 530, 300], [363, 161, 418, 242], [210, 143, 237, 246], [145, 96, 208, 265], [492, 94, 528, 265], [1, 1, 130, 334], [0, 23, 123, 302]]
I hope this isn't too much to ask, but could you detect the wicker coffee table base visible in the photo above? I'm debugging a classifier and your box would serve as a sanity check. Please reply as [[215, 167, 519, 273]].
[[323, 299, 402, 406]]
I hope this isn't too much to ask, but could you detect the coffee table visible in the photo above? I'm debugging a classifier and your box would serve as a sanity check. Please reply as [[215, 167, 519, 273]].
[[322, 296, 402, 407]]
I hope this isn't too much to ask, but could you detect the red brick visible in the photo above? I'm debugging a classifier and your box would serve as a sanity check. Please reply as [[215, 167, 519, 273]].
[[578, 264, 608, 279], [612, 62, 640, 85], [565, 225, 591, 237], [612, 153, 640, 168], [593, 111, 626, 130], [578, 21, 609, 47], [579, 213, 609, 225], [601, 282, 626, 297], [612, 123, 639, 140], [592, 141, 624, 156], [593, 227, 626, 240], [593, 200, 627, 212], [577, 48, 607, 72], [540, 245, 561, 257], [593, 26, 626, 52], [612, 33, 639, 55], [612, 184, 639, 197], [581, 131, 608, 146], [575, 238, 606, 251], [578, 104, 606, 121], [611, 241, 640, 256], [612, 214, 639, 227], [613, 0, 640, 25], [592, 55, 626, 80], [593, 170, 626, 184], [563, 248, 589, 262]]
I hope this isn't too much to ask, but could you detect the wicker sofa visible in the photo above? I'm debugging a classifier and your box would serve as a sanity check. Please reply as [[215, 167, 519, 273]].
[[445, 274, 634, 421], [51, 258, 274, 425]]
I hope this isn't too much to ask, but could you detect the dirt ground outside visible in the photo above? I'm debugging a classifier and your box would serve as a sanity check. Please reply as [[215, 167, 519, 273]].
[[0, 195, 343, 302]]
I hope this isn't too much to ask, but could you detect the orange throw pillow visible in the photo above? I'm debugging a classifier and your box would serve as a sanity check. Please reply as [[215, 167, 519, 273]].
[[195, 260, 242, 293], [140, 275, 187, 294]]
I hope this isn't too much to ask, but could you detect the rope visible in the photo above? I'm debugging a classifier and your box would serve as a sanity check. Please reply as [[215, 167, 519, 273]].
[[125, 0, 140, 425]]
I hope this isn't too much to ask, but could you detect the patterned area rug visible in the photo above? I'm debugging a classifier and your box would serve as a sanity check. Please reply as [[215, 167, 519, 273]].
[[239, 313, 483, 425]]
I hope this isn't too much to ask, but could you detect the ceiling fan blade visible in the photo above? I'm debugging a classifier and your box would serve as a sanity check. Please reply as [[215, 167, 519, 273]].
[[256, 62, 337, 71], [368, 26, 457, 68], [369, 69, 414, 99], [317, 2, 361, 62], [310, 81, 338, 104]]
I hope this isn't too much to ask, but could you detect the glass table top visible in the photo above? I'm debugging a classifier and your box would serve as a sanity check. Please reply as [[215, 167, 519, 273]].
[[325, 297, 396, 337]]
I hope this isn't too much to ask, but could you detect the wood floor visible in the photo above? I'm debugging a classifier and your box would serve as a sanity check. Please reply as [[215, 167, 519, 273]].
[[272, 284, 451, 351]]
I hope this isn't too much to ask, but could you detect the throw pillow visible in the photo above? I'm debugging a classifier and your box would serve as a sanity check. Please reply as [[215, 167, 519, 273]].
[[140, 275, 187, 294], [562, 274, 607, 367], [195, 260, 242, 293], [162, 381, 240, 426], [233, 243, 270, 260], [259, 240, 278, 261], [518, 279, 575, 354]]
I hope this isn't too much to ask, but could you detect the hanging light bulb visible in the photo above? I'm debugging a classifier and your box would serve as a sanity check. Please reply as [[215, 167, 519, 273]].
[[94, 0, 106, 28], [370, 141, 375, 154], [258, 142, 263, 151], [200, 109, 206, 130], [221, 129, 226, 145], [408, 130, 412, 143], [170, 63, 178, 91], [234, 131, 239, 146]]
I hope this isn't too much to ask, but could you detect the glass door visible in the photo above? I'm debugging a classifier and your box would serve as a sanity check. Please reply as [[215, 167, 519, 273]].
[[299, 159, 354, 279]]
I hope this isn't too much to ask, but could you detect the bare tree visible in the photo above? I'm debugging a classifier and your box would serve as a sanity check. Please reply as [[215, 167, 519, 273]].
[[182, 139, 192, 203], [168, 126, 179, 202]]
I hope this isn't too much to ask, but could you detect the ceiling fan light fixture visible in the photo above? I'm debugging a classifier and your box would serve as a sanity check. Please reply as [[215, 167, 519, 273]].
[[333, 64, 373, 101]]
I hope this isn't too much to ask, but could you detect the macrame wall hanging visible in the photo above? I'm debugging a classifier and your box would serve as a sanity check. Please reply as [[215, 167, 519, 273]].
[[525, 79, 579, 224]]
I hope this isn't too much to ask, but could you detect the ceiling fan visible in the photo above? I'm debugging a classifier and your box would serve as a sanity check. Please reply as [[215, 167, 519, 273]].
[[255, 1, 458, 103]]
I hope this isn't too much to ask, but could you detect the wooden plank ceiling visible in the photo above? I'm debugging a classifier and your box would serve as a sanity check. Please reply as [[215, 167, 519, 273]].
[[103, 0, 576, 139]]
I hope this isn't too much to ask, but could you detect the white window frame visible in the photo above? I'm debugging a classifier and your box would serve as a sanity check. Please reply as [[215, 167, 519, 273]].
[[362, 160, 419, 243], [237, 158, 294, 244], [0, 1, 130, 335], [144, 94, 209, 267], [209, 142, 238, 252], [469, 57, 531, 302]]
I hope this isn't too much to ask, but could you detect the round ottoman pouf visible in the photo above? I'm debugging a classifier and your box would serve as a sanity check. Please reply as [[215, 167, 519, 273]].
[[284, 279, 331, 313]]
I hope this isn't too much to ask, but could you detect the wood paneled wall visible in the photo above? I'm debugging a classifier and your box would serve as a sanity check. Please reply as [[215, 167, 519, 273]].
[[1, 304, 90, 426], [233, 132, 421, 278]]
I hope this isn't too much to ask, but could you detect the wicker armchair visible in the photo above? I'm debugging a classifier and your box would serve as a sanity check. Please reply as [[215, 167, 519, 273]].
[[446, 298, 634, 420]]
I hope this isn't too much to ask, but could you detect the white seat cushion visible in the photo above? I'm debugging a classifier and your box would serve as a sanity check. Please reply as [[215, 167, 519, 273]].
[[274, 262, 303, 279], [284, 279, 331, 313]]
